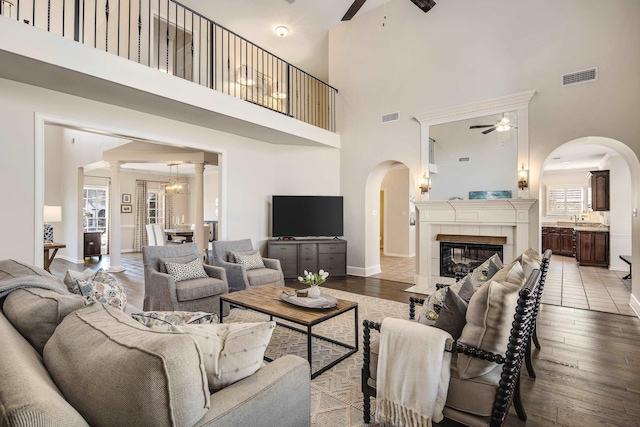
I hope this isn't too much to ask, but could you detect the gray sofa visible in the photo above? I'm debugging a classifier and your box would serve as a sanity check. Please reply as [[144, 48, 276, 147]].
[[0, 259, 311, 427]]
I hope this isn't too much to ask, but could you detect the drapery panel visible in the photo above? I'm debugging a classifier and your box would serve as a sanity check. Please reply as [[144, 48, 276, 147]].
[[134, 180, 148, 252]]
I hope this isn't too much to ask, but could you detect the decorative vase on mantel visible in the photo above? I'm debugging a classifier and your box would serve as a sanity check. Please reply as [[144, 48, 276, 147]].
[[307, 285, 321, 298]]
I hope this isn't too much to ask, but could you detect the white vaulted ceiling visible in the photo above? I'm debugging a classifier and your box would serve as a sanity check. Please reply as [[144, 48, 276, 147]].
[[180, 0, 388, 81]]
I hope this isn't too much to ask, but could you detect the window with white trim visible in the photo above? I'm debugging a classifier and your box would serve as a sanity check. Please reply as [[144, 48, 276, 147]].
[[147, 190, 164, 225], [546, 186, 585, 215]]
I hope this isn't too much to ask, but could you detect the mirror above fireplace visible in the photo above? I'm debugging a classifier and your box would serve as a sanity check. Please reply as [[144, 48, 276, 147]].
[[429, 111, 518, 201]]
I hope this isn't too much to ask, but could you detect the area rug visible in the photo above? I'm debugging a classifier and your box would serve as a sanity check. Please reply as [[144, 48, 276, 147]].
[[225, 288, 410, 427]]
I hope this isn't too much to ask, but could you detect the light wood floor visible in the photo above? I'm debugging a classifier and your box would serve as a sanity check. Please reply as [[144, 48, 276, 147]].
[[50, 253, 640, 426]]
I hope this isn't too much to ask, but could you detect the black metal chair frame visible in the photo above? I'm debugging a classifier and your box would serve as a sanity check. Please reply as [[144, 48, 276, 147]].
[[362, 269, 542, 427]]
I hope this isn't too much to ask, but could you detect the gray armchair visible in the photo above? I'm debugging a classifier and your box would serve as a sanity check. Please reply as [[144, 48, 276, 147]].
[[210, 239, 285, 293], [142, 242, 229, 316]]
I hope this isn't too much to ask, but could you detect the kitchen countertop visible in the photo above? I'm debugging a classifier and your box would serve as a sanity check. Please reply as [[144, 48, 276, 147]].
[[542, 222, 609, 232]]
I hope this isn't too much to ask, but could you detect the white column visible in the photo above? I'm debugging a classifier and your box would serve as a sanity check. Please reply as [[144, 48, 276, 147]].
[[194, 162, 205, 254], [107, 161, 125, 272]]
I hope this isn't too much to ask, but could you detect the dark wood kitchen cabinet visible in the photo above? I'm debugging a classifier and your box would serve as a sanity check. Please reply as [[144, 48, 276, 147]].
[[542, 227, 574, 257], [590, 170, 610, 211], [575, 230, 609, 267]]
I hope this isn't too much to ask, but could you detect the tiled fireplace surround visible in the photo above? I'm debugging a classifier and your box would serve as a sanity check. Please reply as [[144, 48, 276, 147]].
[[414, 199, 537, 289]]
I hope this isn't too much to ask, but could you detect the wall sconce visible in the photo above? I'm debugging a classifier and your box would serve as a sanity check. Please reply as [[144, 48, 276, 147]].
[[518, 164, 529, 190], [420, 173, 431, 194]]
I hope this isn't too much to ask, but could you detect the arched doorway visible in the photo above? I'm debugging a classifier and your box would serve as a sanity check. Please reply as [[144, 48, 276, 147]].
[[364, 161, 417, 284], [540, 136, 640, 315]]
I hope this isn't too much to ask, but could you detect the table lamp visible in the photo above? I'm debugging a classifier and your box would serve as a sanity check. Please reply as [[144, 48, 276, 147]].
[[44, 205, 62, 243]]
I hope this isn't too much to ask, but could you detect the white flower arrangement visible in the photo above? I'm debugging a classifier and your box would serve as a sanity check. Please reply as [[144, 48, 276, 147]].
[[298, 269, 329, 287]]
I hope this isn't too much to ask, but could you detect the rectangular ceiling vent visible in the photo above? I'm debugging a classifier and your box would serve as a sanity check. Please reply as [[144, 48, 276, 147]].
[[382, 112, 399, 123], [562, 67, 597, 87]]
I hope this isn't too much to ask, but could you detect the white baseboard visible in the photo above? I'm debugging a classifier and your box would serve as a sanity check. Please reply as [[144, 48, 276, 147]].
[[383, 252, 416, 258], [122, 249, 135, 253], [58, 255, 85, 264], [347, 265, 381, 277], [630, 293, 640, 320]]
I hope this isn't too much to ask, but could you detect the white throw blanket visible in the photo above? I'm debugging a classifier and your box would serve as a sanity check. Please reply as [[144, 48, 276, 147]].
[[376, 317, 453, 427]]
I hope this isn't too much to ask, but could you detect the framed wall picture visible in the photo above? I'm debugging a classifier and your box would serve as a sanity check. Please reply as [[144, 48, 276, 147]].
[[122, 194, 131, 204], [121, 205, 132, 213]]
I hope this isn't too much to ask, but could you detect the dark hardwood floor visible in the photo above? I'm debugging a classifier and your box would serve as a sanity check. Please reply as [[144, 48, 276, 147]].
[[50, 253, 640, 426]]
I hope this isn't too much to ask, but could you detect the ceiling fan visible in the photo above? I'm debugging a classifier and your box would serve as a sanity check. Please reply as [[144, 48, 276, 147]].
[[470, 115, 517, 135], [341, 0, 436, 21]]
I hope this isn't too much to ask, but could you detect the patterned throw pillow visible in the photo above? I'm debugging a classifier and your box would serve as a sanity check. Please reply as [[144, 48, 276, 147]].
[[417, 285, 449, 325], [234, 251, 265, 270], [471, 253, 503, 288], [131, 311, 218, 332], [165, 258, 209, 282], [77, 271, 127, 311], [167, 321, 276, 391]]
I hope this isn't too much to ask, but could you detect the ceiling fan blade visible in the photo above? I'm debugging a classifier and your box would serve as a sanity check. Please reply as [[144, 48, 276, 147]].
[[410, 0, 436, 13], [482, 127, 497, 134], [342, 0, 367, 21], [469, 125, 495, 129]]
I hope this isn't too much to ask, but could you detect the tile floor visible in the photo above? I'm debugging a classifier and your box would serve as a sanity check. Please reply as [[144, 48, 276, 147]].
[[370, 253, 416, 284], [372, 253, 635, 316], [542, 254, 635, 316]]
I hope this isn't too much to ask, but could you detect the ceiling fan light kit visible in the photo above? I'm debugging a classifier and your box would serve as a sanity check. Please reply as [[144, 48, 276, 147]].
[[470, 114, 516, 134]]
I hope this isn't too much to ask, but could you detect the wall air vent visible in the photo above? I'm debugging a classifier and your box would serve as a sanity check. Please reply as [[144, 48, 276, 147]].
[[561, 67, 597, 87], [382, 112, 399, 123]]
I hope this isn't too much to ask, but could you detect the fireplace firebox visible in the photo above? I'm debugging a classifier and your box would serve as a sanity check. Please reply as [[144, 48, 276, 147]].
[[439, 242, 503, 279]]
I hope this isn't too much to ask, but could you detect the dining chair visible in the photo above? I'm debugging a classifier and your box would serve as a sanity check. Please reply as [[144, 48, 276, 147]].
[[145, 224, 156, 246], [152, 224, 166, 246]]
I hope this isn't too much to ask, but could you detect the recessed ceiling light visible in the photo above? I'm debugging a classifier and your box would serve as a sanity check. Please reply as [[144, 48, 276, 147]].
[[562, 161, 571, 164], [275, 26, 289, 37]]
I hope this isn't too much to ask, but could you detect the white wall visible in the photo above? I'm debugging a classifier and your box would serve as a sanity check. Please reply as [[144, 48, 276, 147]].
[[429, 115, 518, 200], [609, 156, 633, 271], [329, 0, 640, 304], [381, 167, 413, 256], [0, 77, 340, 265]]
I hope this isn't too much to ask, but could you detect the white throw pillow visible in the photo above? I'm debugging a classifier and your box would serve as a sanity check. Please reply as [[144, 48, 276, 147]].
[[163, 322, 276, 390], [165, 258, 209, 282], [457, 279, 521, 379]]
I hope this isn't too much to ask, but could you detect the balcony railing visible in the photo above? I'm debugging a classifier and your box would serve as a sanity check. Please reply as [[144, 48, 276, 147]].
[[0, 0, 337, 132]]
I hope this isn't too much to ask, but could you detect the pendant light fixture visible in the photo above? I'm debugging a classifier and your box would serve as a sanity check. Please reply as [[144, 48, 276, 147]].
[[160, 164, 190, 195]]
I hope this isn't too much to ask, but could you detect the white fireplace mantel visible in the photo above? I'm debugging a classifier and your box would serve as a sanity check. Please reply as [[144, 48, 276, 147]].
[[414, 199, 537, 289]]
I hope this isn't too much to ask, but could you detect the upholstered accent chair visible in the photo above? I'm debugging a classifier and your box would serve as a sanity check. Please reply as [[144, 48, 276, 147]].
[[142, 242, 228, 316], [362, 267, 543, 427], [210, 239, 285, 293]]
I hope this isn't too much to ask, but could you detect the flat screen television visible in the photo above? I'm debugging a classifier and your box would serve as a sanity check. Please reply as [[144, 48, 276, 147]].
[[272, 196, 344, 238]]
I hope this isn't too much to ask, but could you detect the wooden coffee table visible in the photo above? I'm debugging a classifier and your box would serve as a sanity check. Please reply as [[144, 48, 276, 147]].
[[220, 284, 358, 379]]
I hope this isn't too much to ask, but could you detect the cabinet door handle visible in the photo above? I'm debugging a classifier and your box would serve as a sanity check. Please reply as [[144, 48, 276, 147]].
[[88, 242, 94, 246]]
